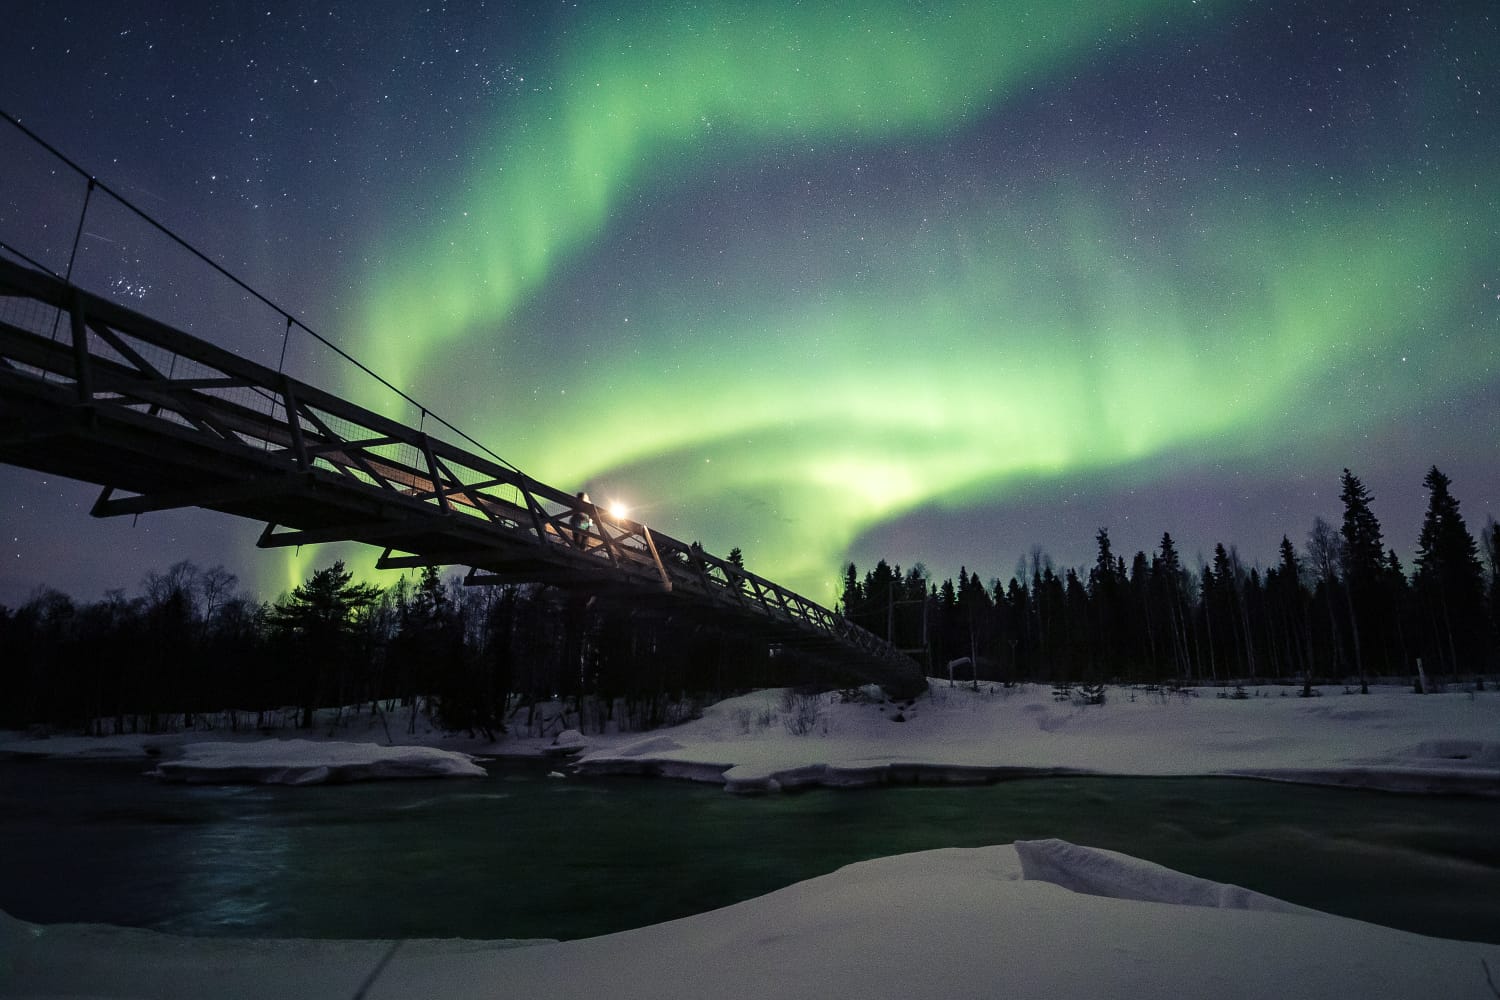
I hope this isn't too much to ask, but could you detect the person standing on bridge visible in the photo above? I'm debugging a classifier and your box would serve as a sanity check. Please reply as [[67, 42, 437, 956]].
[[570, 492, 593, 548]]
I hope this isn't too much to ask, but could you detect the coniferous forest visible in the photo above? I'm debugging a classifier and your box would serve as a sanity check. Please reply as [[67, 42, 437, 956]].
[[4, 466, 1496, 736]]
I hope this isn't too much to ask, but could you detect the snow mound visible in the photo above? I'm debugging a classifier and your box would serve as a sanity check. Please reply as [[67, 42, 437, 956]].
[[544, 729, 588, 757], [608, 735, 686, 757], [1015, 839, 1316, 914], [148, 739, 486, 784], [7, 844, 1500, 1000]]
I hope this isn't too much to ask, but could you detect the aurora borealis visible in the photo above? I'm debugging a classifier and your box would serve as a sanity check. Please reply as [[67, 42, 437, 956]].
[[2, 0, 1497, 606]]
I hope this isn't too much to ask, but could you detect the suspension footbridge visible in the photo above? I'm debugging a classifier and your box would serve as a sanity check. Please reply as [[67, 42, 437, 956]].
[[0, 122, 924, 697]]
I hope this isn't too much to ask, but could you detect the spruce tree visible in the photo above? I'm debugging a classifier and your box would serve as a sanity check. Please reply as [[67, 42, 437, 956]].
[[1413, 467, 1487, 677], [1090, 529, 1123, 676], [1272, 536, 1311, 689], [1005, 576, 1030, 678], [1130, 551, 1157, 678], [1339, 471, 1386, 579], [1200, 561, 1220, 683], [1383, 548, 1413, 682], [840, 563, 862, 619], [1338, 469, 1384, 691], [1306, 516, 1347, 683], [1063, 568, 1091, 682], [1155, 532, 1191, 683], [271, 561, 383, 728]]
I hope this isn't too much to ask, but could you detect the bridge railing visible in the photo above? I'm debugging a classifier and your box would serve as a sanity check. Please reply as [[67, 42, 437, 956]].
[[0, 108, 922, 690], [0, 256, 921, 683]]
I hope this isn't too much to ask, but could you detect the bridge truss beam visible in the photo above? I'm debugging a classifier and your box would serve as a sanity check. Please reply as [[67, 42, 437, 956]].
[[0, 258, 925, 697]]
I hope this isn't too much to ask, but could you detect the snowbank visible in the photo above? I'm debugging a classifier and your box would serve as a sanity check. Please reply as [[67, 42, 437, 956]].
[[576, 683, 1500, 796], [148, 739, 486, 784], [4, 683, 1498, 797], [5, 841, 1499, 1000], [1014, 838, 1317, 914]]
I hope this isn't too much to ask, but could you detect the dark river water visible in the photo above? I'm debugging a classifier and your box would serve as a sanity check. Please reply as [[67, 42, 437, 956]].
[[3, 755, 1499, 943]]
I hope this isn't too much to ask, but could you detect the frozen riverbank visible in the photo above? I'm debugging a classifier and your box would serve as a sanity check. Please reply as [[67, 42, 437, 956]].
[[2, 682, 1497, 796], [147, 738, 486, 784], [573, 682, 1500, 796], [5, 685, 1499, 997]]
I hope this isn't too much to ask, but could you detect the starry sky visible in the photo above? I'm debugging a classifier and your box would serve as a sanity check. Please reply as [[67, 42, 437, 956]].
[[2, 0, 1497, 608]]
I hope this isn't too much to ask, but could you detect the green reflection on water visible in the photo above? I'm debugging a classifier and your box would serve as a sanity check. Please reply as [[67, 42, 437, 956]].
[[3, 758, 1498, 943]]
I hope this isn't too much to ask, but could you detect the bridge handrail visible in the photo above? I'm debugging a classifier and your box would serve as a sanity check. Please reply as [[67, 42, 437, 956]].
[[0, 257, 918, 675]]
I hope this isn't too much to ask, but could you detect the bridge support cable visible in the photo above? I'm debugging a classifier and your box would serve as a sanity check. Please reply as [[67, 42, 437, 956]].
[[0, 256, 926, 697], [1, 106, 527, 481]]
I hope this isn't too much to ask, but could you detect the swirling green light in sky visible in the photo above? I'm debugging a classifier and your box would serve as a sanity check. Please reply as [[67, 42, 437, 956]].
[[352, 0, 1227, 397], [415, 172, 1494, 600], [336, 0, 1497, 603]]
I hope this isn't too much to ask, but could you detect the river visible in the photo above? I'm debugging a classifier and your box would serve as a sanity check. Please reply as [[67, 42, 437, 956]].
[[3, 756, 1498, 943]]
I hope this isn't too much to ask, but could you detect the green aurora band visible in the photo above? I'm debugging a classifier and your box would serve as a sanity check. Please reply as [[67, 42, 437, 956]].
[[333, 1, 1497, 602], [354, 0, 1228, 388], [501, 179, 1491, 599]]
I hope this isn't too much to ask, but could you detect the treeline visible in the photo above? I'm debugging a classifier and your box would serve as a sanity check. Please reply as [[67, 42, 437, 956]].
[[842, 467, 1499, 690], [0, 560, 794, 737], [4, 466, 1495, 735]]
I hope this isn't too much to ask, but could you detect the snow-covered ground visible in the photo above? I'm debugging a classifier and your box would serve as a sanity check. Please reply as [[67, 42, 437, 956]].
[[3, 682, 1496, 796], [0, 731, 486, 784], [4, 682, 1500, 998], [5, 839, 1500, 999], [571, 682, 1500, 796]]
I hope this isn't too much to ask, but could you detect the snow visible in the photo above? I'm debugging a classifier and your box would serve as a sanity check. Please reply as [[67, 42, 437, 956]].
[[571, 683, 1500, 796], [5, 682, 1495, 797], [5, 841, 1500, 1000], [542, 727, 589, 759], [3, 683, 1500, 997], [147, 739, 486, 784], [1013, 838, 1317, 914]]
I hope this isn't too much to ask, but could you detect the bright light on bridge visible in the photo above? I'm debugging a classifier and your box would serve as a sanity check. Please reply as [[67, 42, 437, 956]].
[[608, 500, 630, 521]]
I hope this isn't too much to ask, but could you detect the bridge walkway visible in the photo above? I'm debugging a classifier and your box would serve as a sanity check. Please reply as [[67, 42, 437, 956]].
[[0, 257, 926, 697]]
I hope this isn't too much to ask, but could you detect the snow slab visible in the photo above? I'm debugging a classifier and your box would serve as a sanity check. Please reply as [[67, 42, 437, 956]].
[[5, 841, 1500, 1000], [147, 739, 486, 784], [1014, 838, 1318, 914]]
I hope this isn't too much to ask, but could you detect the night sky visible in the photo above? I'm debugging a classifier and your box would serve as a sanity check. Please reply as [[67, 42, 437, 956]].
[[2, 0, 1497, 608]]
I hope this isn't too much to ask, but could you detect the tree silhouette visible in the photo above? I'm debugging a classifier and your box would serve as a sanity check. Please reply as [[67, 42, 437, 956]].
[[1154, 533, 1192, 682], [1269, 536, 1312, 692], [1089, 529, 1123, 677], [6, 459, 1500, 733], [1414, 467, 1487, 679], [270, 561, 383, 728], [1306, 516, 1347, 683], [1339, 469, 1385, 691]]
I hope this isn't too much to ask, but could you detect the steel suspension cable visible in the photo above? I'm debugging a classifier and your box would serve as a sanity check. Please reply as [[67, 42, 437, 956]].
[[0, 108, 524, 475]]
